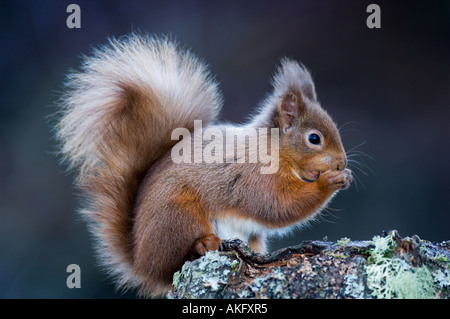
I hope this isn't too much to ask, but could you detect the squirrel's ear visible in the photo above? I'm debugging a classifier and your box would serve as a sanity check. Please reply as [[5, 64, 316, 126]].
[[271, 59, 318, 132], [279, 92, 302, 133]]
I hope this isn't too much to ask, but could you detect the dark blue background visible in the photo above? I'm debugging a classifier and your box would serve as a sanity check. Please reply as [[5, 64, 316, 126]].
[[0, 0, 449, 298]]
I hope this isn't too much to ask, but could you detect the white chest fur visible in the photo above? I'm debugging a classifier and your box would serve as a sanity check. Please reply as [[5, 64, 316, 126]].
[[212, 215, 301, 243], [213, 216, 267, 242]]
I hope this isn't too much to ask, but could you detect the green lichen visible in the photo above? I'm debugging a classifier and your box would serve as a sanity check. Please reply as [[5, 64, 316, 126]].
[[368, 234, 396, 262], [337, 237, 351, 248], [434, 255, 450, 263], [365, 234, 436, 299], [433, 269, 450, 289], [172, 271, 182, 288], [230, 258, 240, 275]]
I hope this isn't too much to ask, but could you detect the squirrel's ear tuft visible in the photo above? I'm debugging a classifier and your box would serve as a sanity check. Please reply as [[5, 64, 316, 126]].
[[273, 58, 317, 103], [251, 59, 318, 128]]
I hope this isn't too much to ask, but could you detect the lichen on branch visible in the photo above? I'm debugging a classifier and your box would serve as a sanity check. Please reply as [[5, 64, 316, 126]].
[[168, 230, 450, 299]]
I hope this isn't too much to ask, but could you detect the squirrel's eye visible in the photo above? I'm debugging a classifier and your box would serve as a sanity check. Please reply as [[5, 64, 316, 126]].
[[308, 133, 321, 145]]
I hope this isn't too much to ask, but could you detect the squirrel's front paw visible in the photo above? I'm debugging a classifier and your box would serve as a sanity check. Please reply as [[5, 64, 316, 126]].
[[192, 234, 222, 256], [319, 169, 352, 191]]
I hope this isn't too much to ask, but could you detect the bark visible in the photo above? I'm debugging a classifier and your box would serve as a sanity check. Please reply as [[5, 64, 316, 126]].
[[168, 230, 450, 299]]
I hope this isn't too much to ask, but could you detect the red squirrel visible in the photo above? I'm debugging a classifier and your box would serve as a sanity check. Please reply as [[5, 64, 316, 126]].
[[56, 33, 352, 297]]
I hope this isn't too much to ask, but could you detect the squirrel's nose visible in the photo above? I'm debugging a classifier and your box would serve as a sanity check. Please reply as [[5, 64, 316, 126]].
[[336, 157, 347, 171]]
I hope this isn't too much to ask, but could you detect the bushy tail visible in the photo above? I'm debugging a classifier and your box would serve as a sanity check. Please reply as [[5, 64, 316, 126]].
[[55, 33, 222, 292]]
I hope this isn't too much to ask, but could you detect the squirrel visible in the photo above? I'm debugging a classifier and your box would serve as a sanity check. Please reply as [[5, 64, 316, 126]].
[[56, 33, 352, 297]]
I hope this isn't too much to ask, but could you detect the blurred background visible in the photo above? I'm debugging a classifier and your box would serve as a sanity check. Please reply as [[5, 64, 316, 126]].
[[0, 0, 448, 298]]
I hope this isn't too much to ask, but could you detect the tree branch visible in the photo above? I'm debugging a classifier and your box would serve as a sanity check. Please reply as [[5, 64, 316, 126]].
[[168, 230, 450, 299]]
